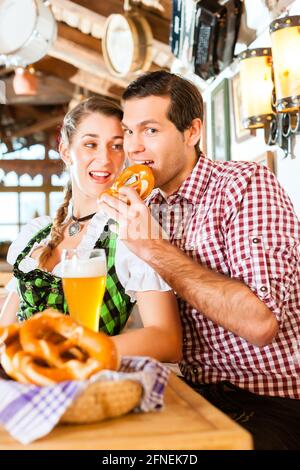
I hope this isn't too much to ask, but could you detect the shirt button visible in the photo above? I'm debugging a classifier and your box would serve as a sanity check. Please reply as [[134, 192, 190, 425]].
[[193, 368, 198, 374], [252, 237, 260, 244], [183, 337, 187, 343], [260, 286, 268, 292]]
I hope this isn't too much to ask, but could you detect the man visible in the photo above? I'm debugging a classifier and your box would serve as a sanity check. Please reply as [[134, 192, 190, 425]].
[[100, 71, 300, 449]]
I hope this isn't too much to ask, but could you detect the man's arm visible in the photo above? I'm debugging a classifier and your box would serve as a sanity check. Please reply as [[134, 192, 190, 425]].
[[99, 187, 279, 348], [137, 238, 278, 348]]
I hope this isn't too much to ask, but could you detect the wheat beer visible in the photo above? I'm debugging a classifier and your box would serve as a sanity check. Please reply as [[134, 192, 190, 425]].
[[61, 249, 107, 331]]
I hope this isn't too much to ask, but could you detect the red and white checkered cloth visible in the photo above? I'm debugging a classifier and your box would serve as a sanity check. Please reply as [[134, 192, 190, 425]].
[[148, 155, 300, 398]]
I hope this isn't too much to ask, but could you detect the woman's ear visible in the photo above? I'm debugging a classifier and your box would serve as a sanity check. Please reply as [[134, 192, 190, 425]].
[[184, 118, 202, 148], [59, 140, 71, 166]]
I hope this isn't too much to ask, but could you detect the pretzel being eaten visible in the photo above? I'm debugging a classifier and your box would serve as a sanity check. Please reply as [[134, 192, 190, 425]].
[[0, 309, 119, 386], [103, 164, 154, 200]]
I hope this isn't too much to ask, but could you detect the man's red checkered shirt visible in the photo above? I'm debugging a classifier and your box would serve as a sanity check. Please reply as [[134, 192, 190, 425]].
[[147, 155, 300, 398]]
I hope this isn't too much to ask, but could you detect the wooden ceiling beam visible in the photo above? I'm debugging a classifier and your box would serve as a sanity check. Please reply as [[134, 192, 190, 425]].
[[36, 56, 77, 81], [57, 22, 102, 53], [51, 0, 173, 69], [2, 72, 74, 105], [129, 0, 171, 21], [69, 70, 124, 100], [0, 159, 63, 177], [11, 105, 59, 122], [72, 0, 171, 42], [51, 0, 106, 38], [0, 66, 14, 77], [7, 114, 65, 138], [49, 36, 131, 88]]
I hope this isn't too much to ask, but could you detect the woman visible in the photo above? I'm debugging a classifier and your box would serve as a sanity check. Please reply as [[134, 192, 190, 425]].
[[0, 97, 182, 362]]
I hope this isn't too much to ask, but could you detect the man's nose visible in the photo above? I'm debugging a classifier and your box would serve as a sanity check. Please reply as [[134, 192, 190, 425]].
[[125, 134, 145, 154]]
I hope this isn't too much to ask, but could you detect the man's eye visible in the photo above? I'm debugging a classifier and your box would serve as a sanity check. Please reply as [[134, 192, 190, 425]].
[[145, 128, 157, 135]]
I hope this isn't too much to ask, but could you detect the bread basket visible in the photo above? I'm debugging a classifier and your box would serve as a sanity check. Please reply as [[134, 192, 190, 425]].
[[0, 357, 169, 445], [60, 379, 143, 424], [0, 365, 143, 424]]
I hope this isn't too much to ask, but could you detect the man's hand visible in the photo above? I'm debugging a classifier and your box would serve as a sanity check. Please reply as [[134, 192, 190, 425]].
[[98, 186, 162, 257]]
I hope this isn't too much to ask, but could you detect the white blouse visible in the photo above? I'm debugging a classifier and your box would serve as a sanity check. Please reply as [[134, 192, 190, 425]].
[[6, 212, 171, 302]]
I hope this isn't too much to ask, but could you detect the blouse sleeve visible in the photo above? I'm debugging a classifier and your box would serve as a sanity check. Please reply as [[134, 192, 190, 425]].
[[5, 277, 18, 293], [6, 215, 52, 266], [115, 239, 172, 302]]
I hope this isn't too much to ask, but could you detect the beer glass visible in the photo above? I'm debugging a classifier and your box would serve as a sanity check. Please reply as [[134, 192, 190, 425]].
[[61, 248, 107, 332]]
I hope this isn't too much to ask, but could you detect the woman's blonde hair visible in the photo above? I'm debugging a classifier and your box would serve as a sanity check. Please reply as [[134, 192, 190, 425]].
[[39, 96, 123, 269]]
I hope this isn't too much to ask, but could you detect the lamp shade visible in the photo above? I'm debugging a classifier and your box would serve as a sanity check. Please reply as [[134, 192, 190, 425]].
[[270, 16, 300, 112], [12, 67, 38, 95], [238, 48, 274, 129], [0, 0, 57, 68]]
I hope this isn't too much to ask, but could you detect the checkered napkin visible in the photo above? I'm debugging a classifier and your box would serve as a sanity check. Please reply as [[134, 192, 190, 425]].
[[0, 356, 170, 445]]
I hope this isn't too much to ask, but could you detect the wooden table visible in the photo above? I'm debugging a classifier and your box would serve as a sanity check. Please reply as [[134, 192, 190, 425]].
[[0, 373, 252, 450]]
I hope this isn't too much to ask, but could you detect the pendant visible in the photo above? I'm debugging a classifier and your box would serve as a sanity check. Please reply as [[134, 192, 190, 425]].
[[68, 221, 81, 237]]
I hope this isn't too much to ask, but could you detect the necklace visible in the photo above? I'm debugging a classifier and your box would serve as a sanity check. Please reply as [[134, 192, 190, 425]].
[[68, 211, 96, 237]]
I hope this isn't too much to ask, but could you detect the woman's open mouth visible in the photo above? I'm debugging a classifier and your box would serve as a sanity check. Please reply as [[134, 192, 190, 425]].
[[89, 171, 112, 184]]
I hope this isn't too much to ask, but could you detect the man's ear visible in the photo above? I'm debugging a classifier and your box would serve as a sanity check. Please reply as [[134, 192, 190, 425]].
[[59, 140, 71, 166], [184, 118, 202, 148]]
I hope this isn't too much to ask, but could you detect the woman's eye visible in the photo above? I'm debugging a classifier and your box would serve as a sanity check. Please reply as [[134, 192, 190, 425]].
[[85, 142, 96, 148], [124, 129, 133, 135], [111, 144, 123, 151]]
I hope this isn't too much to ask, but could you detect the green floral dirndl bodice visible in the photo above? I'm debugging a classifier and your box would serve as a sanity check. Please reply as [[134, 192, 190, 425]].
[[13, 222, 134, 335]]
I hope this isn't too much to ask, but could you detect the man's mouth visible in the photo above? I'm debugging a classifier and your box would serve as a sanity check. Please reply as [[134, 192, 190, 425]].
[[89, 171, 111, 183], [133, 160, 154, 167]]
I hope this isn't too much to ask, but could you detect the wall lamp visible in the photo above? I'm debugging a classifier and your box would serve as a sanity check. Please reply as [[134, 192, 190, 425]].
[[238, 15, 300, 158]]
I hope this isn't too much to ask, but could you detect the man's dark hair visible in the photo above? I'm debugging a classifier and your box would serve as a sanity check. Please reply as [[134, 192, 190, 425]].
[[122, 71, 204, 138]]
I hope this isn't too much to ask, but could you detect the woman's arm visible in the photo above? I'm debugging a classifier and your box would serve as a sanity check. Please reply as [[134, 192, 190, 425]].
[[111, 290, 182, 363], [0, 291, 19, 326]]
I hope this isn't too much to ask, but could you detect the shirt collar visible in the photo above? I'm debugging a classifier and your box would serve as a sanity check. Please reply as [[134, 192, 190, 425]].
[[148, 154, 214, 206]]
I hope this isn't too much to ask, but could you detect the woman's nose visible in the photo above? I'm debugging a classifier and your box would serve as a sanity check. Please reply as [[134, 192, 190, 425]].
[[94, 147, 111, 162]]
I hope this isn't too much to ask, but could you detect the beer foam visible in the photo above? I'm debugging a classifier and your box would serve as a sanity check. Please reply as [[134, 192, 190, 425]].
[[61, 256, 106, 278]]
